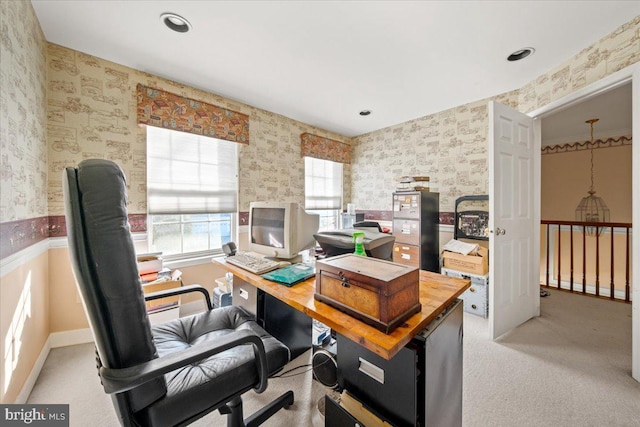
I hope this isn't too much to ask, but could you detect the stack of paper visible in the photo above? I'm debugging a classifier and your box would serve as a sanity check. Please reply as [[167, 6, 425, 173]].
[[395, 175, 430, 192], [443, 239, 479, 256]]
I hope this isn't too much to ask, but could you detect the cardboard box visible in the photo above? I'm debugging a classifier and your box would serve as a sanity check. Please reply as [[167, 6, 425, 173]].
[[142, 279, 181, 311], [442, 246, 489, 275]]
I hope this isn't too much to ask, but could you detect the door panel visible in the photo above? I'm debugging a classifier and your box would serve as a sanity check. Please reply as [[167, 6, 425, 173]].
[[489, 101, 540, 339]]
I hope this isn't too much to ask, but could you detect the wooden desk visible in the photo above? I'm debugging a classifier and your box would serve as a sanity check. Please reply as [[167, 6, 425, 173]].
[[214, 258, 469, 360]]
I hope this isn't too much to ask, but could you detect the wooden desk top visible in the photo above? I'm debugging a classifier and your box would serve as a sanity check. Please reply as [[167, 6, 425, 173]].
[[214, 258, 470, 360]]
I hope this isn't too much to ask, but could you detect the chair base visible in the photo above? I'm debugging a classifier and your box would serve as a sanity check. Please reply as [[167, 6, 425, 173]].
[[220, 390, 294, 427]]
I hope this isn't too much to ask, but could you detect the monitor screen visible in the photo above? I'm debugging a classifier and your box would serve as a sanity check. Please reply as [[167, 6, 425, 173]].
[[248, 202, 319, 260], [251, 207, 285, 248]]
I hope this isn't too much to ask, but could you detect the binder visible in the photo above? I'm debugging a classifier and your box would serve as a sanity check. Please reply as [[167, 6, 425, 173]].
[[261, 263, 315, 287]]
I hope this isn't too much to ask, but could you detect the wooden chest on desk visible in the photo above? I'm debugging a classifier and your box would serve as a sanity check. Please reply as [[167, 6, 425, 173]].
[[314, 254, 420, 334]]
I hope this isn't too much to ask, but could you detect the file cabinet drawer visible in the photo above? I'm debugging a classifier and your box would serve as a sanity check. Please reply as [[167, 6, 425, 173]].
[[325, 395, 361, 426], [393, 193, 421, 219], [393, 243, 420, 267], [392, 219, 421, 245]]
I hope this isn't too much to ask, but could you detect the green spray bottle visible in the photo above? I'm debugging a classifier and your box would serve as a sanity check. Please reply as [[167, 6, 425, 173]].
[[353, 231, 367, 257]]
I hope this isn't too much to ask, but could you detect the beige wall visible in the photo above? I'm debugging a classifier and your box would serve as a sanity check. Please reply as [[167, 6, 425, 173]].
[[351, 16, 639, 212], [542, 143, 632, 223], [47, 246, 228, 332], [0, 251, 49, 404], [47, 248, 87, 332]]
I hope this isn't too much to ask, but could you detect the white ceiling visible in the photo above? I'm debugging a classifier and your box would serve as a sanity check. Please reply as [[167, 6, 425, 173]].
[[31, 1, 639, 138], [541, 83, 632, 146]]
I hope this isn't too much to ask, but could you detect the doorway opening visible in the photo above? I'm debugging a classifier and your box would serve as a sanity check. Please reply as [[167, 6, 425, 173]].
[[540, 82, 632, 303]]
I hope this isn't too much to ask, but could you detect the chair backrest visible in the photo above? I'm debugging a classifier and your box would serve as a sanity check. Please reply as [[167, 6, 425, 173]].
[[63, 159, 166, 412]]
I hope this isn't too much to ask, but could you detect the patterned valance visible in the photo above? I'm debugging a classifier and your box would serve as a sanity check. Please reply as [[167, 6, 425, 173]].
[[136, 84, 249, 144], [300, 132, 351, 164]]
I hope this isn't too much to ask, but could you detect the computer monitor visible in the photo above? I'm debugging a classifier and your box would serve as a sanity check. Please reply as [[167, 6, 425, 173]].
[[248, 201, 320, 260]]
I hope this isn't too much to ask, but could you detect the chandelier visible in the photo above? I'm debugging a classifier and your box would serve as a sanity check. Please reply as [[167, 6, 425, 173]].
[[574, 118, 609, 236]]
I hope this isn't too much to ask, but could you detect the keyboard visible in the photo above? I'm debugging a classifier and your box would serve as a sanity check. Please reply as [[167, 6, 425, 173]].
[[225, 253, 281, 275]]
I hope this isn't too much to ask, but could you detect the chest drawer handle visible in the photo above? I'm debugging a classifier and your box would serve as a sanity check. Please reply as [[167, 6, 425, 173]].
[[338, 272, 350, 288]]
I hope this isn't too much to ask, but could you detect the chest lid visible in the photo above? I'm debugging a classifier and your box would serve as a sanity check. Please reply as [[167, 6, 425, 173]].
[[316, 254, 418, 295]]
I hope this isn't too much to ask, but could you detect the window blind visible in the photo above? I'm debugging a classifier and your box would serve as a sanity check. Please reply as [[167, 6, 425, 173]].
[[147, 126, 238, 215], [304, 156, 343, 210]]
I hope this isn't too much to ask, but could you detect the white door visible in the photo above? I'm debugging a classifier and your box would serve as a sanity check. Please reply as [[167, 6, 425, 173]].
[[488, 101, 541, 339]]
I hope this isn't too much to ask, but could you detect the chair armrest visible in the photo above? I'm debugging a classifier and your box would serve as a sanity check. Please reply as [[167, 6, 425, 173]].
[[144, 284, 213, 310], [99, 329, 269, 394]]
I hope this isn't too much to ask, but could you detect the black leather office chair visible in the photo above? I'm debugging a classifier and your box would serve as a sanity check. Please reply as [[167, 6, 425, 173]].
[[63, 159, 293, 426]]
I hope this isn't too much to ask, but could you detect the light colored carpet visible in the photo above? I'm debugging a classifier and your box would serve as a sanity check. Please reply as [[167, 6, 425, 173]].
[[27, 345, 330, 427], [28, 289, 640, 426], [463, 289, 639, 427]]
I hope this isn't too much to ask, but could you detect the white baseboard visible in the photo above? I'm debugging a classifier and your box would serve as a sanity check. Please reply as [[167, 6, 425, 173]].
[[545, 279, 630, 301], [14, 337, 52, 404], [13, 329, 94, 404], [49, 328, 94, 348]]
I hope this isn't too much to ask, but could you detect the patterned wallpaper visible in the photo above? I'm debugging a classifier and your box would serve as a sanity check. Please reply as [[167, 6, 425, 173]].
[[0, 5, 637, 255], [352, 15, 639, 213], [45, 44, 351, 217], [352, 91, 518, 212], [519, 16, 640, 114], [0, 0, 47, 222]]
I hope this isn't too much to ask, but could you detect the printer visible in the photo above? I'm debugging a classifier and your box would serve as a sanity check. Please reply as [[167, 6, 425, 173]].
[[314, 227, 395, 261]]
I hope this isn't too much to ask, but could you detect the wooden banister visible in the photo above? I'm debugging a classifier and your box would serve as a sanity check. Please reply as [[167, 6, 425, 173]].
[[541, 220, 632, 303]]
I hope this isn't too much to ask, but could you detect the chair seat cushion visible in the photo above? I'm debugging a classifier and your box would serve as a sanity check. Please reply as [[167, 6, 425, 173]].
[[137, 306, 290, 426]]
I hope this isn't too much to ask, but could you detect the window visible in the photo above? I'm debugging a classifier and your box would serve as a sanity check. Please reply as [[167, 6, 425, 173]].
[[304, 156, 343, 230], [146, 126, 238, 259]]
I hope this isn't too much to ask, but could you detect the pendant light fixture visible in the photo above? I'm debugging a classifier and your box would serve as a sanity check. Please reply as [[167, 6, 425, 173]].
[[574, 118, 609, 236]]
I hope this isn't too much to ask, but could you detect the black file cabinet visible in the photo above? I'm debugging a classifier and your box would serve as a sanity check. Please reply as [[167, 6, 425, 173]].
[[392, 191, 440, 272], [334, 300, 463, 427]]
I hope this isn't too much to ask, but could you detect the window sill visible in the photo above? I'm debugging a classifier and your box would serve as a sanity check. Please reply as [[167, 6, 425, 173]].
[[163, 254, 221, 269]]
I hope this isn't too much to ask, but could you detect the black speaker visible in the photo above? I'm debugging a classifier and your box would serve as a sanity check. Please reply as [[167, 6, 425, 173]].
[[312, 340, 338, 389]]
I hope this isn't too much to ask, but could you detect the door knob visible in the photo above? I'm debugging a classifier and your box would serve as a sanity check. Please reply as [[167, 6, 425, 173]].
[[489, 228, 506, 235]]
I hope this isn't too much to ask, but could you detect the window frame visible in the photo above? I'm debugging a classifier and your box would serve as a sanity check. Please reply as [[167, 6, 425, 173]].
[[304, 156, 343, 231], [146, 127, 239, 261]]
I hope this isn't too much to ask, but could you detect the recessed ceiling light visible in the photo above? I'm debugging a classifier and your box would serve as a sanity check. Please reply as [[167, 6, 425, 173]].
[[160, 13, 192, 33], [507, 47, 535, 62], [359, 110, 372, 116]]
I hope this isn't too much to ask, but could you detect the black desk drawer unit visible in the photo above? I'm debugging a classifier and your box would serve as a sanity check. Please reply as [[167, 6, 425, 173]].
[[232, 276, 312, 360], [336, 300, 463, 427]]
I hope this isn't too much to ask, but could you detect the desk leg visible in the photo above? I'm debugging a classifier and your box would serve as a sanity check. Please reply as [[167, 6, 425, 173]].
[[231, 276, 265, 328], [263, 293, 312, 360]]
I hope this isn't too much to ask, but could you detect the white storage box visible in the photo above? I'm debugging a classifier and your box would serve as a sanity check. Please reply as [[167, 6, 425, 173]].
[[441, 267, 489, 318], [137, 253, 163, 275], [463, 297, 487, 317]]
